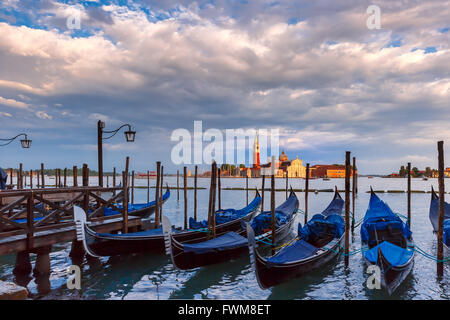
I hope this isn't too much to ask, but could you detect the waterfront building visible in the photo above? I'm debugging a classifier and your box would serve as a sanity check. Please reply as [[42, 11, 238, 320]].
[[309, 165, 356, 178], [287, 156, 307, 178]]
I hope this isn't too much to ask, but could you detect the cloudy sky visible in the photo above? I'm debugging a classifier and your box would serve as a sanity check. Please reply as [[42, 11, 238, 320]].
[[0, 0, 449, 174]]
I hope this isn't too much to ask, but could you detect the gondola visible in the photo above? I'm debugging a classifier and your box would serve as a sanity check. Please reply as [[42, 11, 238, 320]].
[[429, 187, 450, 253], [247, 188, 344, 289], [74, 190, 261, 257], [103, 186, 170, 219], [360, 189, 414, 295], [163, 189, 298, 270]]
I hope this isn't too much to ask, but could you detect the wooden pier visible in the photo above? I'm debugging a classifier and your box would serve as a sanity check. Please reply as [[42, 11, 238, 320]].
[[0, 186, 141, 276]]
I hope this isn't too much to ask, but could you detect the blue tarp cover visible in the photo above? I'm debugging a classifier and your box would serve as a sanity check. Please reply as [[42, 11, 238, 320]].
[[321, 195, 344, 217], [182, 231, 247, 254], [14, 216, 44, 223], [444, 220, 450, 246], [250, 192, 298, 235], [189, 195, 261, 229], [0, 168, 7, 190], [266, 239, 318, 266], [298, 214, 344, 241], [361, 192, 412, 242], [364, 241, 413, 267], [103, 189, 170, 216], [429, 191, 450, 232]]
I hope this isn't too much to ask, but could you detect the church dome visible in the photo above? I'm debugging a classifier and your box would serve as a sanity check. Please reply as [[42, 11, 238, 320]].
[[279, 150, 288, 162]]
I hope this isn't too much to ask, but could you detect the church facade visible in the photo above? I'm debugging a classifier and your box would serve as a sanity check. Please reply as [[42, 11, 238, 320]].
[[238, 136, 307, 178]]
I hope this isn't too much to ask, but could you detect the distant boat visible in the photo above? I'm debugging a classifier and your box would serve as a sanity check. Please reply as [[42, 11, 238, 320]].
[[137, 171, 157, 178], [422, 178, 428, 181], [323, 177, 330, 181], [368, 176, 374, 179]]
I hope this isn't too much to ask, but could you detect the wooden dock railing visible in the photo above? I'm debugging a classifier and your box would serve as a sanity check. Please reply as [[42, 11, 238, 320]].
[[0, 186, 128, 252]]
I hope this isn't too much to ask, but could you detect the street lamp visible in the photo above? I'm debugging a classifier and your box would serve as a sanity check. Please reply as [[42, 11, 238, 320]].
[[0, 133, 32, 148], [97, 120, 136, 187]]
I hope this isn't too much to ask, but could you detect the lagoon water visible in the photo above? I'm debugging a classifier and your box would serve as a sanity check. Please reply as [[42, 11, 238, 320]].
[[1, 177, 449, 300]]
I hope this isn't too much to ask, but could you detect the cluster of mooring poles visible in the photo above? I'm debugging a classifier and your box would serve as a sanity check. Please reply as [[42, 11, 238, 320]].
[[2, 138, 449, 296]]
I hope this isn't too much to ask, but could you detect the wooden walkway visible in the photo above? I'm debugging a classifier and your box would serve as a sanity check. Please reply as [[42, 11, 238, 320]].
[[0, 186, 141, 255]]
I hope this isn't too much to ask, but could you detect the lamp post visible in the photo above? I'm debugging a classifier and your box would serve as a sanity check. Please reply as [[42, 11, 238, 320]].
[[0, 133, 32, 148], [97, 120, 136, 187]]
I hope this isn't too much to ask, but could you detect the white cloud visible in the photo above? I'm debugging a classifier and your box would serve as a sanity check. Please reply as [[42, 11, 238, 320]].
[[0, 96, 29, 109], [35, 111, 53, 120]]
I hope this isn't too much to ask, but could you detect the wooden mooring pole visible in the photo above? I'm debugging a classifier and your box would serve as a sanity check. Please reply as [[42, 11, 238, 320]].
[[261, 174, 265, 212], [131, 170, 135, 204], [207, 163, 214, 240], [218, 168, 222, 210], [345, 152, 351, 267], [122, 170, 129, 234], [30, 170, 33, 189], [271, 156, 276, 255], [177, 170, 180, 201], [305, 163, 310, 224], [63, 168, 67, 187], [352, 157, 356, 233], [194, 165, 198, 221], [160, 166, 164, 218], [184, 166, 188, 230], [41, 163, 45, 188], [9, 168, 13, 188], [246, 174, 249, 205], [73, 166, 78, 187], [211, 162, 217, 238], [19, 163, 23, 189], [112, 167, 116, 196], [155, 162, 161, 228], [407, 162, 411, 227], [285, 172, 288, 200], [82, 164, 89, 187], [437, 141, 445, 277], [147, 170, 150, 203]]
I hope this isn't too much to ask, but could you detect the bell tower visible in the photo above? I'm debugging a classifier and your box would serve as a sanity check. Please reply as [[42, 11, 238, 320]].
[[253, 134, 260, 168]]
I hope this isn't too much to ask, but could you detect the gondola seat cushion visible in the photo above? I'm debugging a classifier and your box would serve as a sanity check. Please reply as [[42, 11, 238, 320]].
[[298, 214, 344, 244], [182, 231, 247, 254], [361, 219, 411, 244], [364, 241, 413, 267], [266, 240, 318, 267]]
